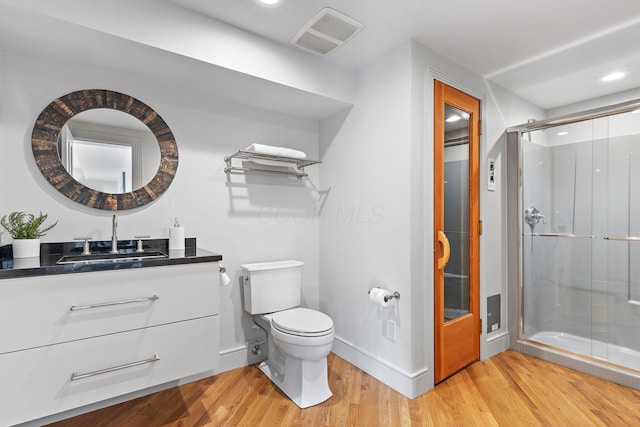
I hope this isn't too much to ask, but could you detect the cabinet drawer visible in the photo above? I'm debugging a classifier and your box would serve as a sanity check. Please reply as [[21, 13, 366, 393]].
[[0, 315, 219, 427], [0, 262, 219, 354]]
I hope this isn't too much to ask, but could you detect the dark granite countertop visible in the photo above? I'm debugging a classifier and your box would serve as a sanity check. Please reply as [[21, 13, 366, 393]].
[[0, 238, 222, 279]]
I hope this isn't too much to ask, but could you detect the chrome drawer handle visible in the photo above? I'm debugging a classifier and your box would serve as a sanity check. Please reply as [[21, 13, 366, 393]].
[[70, 295, 159, 311], [71, 354, 160, 381]]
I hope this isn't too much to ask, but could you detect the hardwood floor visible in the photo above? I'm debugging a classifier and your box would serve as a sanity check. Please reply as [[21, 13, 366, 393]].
[[46, 350, 640, 427]]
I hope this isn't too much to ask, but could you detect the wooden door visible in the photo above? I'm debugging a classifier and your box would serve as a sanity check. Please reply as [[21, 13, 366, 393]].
[[434, 80, 481, 383]]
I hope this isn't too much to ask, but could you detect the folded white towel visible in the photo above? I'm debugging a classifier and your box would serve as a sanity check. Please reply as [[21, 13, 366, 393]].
[[245, 143, 307, 159]]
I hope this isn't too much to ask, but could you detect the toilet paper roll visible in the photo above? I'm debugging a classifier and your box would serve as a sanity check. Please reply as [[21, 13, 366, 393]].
[[369, 287, 392, 308], [219, 263, 231, 286], [220, 271, 231, 286]]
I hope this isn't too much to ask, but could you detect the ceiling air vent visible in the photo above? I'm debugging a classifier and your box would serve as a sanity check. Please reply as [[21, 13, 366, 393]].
[[291, 8, 363, 56]]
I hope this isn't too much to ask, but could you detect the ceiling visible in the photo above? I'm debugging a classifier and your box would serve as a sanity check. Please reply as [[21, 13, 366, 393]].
[[168, 0, 640, 110]]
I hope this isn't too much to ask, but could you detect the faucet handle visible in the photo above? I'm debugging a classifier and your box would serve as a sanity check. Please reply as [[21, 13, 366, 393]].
[[73, 236, 93, 255], [134, 235, 151, 252]]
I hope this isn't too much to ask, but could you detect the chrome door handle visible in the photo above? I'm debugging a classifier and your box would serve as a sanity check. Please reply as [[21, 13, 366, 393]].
[[70, 295, 159, 311], [71, 354, 160, 381]]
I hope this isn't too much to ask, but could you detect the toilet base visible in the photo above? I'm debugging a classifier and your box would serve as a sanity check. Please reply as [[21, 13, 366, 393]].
[[259, 355, 332, 408]]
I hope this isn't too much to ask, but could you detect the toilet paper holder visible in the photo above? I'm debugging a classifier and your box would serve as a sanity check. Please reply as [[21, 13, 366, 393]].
[[368, 287, 400, 303]]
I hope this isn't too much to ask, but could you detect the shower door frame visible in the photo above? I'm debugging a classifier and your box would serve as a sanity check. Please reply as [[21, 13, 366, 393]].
[[506, 97, 640, 388]]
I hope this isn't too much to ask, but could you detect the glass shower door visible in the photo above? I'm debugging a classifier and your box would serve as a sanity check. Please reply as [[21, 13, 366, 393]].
[[521, 120, 595, 357], [602, 111, 640, 370], [520, 109, 640, 372]]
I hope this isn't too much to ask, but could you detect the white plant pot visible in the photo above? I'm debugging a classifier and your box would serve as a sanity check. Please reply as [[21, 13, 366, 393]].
[[12, 257, 41, 269], [12, 238, 41, 259]]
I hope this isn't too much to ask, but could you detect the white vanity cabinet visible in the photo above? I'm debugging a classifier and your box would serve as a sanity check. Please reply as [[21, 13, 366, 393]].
[[0, 261, 220, 426]]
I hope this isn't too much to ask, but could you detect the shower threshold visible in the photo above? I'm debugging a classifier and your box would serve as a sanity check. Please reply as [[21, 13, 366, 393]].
[[525, 331, 640, 373]]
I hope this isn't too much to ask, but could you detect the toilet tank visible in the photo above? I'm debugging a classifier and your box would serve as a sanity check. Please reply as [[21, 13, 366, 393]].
[[241, 260, 304, 314]]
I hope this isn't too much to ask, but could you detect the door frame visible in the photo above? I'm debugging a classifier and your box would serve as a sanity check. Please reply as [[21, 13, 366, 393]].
[[433, 79, 481, 383]]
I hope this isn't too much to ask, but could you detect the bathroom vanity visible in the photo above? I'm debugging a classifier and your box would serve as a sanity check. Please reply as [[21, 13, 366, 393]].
[[0, 239, 222, 426]]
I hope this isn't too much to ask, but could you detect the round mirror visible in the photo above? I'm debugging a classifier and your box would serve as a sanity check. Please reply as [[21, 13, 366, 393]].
[[32, 89, 178, 210], [58, 109, 161, 194]]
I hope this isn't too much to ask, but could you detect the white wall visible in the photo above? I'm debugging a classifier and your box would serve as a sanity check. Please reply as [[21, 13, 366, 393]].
[[0, 50, 322, 370], [0, 0, 354, 105], [319, 39, 544, 398], [319, 42, 417, 394], [547, 87, 640, 118]]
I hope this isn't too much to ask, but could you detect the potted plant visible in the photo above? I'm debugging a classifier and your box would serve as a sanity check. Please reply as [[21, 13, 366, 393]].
[[1, 211, 58, 258]]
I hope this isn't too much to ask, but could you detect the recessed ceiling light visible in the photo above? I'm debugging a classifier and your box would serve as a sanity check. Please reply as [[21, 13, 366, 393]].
[[600, 71, 627, 82], [446, 115, 461, 123], [255, 0, 281, 6], [557, 131, 569, 136]]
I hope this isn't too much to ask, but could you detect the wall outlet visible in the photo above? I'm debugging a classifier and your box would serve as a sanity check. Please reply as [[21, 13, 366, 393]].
[[386, 319, 396, 341]]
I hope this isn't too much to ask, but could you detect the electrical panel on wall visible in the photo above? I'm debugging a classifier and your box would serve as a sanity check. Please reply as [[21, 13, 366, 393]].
[[487, 294, 500, 333]]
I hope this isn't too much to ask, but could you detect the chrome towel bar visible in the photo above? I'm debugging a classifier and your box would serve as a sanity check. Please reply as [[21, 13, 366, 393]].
[[224, 150, 320, 179]]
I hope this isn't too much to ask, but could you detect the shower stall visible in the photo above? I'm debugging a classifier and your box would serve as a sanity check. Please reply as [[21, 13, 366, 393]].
[[507, 100, 640, 387]]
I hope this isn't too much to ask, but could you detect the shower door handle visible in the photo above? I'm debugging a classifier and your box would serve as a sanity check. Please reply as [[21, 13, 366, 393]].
[[604, 236, 640, 241], [437, 231, 451, 270]]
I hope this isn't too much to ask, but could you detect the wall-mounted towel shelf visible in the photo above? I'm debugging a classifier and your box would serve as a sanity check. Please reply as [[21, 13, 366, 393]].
[[224, 150, 321, 178]]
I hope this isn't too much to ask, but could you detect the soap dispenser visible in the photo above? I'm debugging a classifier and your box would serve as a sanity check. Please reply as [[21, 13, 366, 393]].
[[169, 217, 185, 250]]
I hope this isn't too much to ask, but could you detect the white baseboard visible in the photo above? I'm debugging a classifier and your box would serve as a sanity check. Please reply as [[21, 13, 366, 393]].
[[223, 339, 435, 399], [332, 336, 431, 399], [483, 332, 509, 360], [215, 344, 264, 374]]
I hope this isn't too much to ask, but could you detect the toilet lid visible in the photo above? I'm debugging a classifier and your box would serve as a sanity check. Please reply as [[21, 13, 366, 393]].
[[272, 308, 333, 336]]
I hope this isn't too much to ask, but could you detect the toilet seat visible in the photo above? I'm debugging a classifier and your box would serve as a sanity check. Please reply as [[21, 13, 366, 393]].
[[272, 308, 334, 337]]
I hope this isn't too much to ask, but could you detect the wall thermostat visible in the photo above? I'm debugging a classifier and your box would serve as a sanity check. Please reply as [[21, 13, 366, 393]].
[[488, 158, 496, 191]]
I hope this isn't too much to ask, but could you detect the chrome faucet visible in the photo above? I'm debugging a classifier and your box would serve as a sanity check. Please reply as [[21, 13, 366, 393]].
[[111, 214, 119, 253]]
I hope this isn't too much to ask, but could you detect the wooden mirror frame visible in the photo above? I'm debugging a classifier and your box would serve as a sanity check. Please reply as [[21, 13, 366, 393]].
[[31, 89, 178, 210]]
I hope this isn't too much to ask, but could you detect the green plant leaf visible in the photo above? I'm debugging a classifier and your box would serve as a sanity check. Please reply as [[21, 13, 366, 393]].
[[0, 211, 58, 239]]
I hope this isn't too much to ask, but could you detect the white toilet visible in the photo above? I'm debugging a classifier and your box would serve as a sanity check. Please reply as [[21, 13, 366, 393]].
[[241, 260, 335, 408]]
